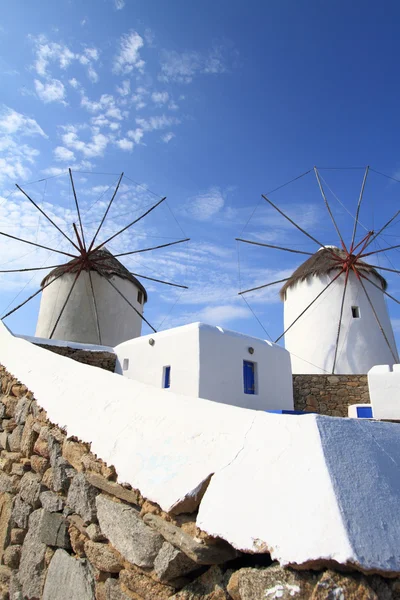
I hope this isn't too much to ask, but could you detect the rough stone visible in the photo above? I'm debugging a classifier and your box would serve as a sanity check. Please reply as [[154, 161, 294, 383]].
[[14, 397, 31, 424], [33, 430, 50, 458], [20, 414, 38, 456], [102, 578, 135, 600], [0, 566, 11, 586], [39, 511, 70, 548], [62, 438, 87, 471], [42, 466, 54, 489], [96, 494, 164, 568], [311, 570, 378, 600], [143, 514, 237, 565], [155, 542, 200, 582], [227, 565, 318, 600], [11, 496, 32, 529], [0, 471, 15, 493], [85, 471, 140, 505], [3, 544, 21, 569], [19, 471, 43, 508], [8, 570, 22, 600], [69, 524, 87, 558], [18, 509, 48, 599], [67, 472, 99, 523], [86, 522, 106, 541], [84, 540, 123, 573], [31, 454, 49, 475], [0, 493, 12, 562], [52, 456, 75, 493], [11, 461, 30, 476], [42, 548, 95, 600], [8, 425, 23, 452], [10, 528, 26, 545], [171, 566, 229, 599], [119, 567, 175, 599], [40, 490, 65, 512], [0, 432, 8, 451]]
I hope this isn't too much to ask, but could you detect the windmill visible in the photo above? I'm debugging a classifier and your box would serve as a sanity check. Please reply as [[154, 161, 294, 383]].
[[0, 169, 189, 347], [236, 166, 400, 374]]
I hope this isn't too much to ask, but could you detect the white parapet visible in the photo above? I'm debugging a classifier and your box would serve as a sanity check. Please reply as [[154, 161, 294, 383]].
[[2, 320, 400, 574], [368, 364, 400, 420]]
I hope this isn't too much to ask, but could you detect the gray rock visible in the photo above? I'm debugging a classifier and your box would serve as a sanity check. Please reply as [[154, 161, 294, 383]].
[[40, 490, 65, 512], [8, 425, 23, 452], [0, 471, 14, 493], [15, 397, 31, 425], [96, 494, 163, 568], [52, 456, 75, 493], [86, 523, 106, 542], [42, 549, 95, 600], [48, 432, 62, 467], [154, 542, 199, 582], [40, 511, 70, 548], [19, 472, 43, 508], [226, 565, 318, 600], [18, 509, 47, 599], [3, 544, 21, 569], [0, 404, 5, 420], [9, 570, 23, 600], [11, 496, 32, 529], [0, 432, 8, 451], [103, 578, 133, 600], [67, 473, 99, 524], [143, 514, 238, 565]]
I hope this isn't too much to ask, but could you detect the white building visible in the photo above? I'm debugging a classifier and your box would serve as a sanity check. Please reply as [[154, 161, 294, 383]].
[[282, 247, 398, 374], [114, 322, 294, 411], [35, 249, 147, 347]]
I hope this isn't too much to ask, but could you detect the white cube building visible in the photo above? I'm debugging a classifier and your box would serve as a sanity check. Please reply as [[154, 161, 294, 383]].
[[114, 322, 294, 411]]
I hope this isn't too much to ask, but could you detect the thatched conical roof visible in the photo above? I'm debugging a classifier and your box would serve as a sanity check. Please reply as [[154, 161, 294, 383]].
[[41, 248, 147, 302], [280, 247, 387, 300]]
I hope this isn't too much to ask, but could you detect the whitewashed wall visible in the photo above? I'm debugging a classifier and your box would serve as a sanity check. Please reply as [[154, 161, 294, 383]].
[[284, 270, 397, 374], [368, 364, 400, 420], [2, 321, 400, 573], [36, 272, 144, 347], [115, 323, 294, 411]]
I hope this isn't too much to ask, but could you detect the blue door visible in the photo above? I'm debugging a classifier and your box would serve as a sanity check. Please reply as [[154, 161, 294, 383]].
[[243, 361, 255, 394]]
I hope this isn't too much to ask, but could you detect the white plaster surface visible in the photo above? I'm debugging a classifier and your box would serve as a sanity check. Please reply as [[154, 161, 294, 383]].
[[115, 323, 294, 411], [284, 270, 398, 374], [2, 321, 400, 573], [368, 364, 400, 420], [35, 271, 144, 347]]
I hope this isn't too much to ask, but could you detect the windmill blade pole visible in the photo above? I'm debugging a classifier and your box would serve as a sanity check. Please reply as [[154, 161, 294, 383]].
[[88, 172, 124, 252], [235, 239, 313, 256], [104, 277, 157, 333], [0, 231, 77, 258], [73, 223, 85, 254], [0, 265, 63, 273], [275, 268, 344, 343], [87, 270, 102, 345], [91, 197, 166, 254], [69, 169, 86, 251], [239, 278, 290, 295], [112, 238, 190, 258], [314, 167, 347, 252], [360, 243, 400, 259], [359, 272, 400, 306], [357, 276, 398, 363], [130, 272, 188, 289], [331, 270, 350, 374], [366, 263, 400, 276], [1, 269, 67, 320], [261, 194, 335, 254], [15, 184, 80, 252], [363, 209, 400, 251], [350, 166, 369, 252], [49, 265, 84, 339]]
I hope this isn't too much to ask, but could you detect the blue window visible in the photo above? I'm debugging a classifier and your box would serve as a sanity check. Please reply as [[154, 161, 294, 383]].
[[163, 366, 171, 389], [356, 406, 373, 419], [243, 360, 256, 394]]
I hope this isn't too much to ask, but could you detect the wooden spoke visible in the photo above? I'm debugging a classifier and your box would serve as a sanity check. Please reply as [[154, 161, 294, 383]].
[[102, 238, 190, 259], [331, 270, 350, 374], [0, 265, 62, 273], [359, 272, 400, 306], [364, 264, 400, 276], [16, 184, 80, 252], [275, 269, 344, 343], [88, 270, 102, 345], [358, 275, 398, 362], [239, 278, 290, 295], [360, 243, 400, 259], [88, 172, 124, 252], [1, 269, 66, 320], [314, 167, 347, 251], [69, 169, 86, 251], [350, 166, 369, 252], [92, 197, 166, 254], [0, 231, 77, 258], [130, 272, 188, 289], [104, 277, 157, 333], [236, 239, 313, 256], [49, 265, 84, 338]]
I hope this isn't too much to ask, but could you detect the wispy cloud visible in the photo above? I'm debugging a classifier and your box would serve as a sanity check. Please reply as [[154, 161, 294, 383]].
[[113, 31, 145, 74], [159, 46, 228, 83], [35, 78, 66, 104], [135, 114, 180, 132], [114, 0, 125, 9], [0, 106, 47, 138], [184, 187, 225, 221], [53, 146, 75, 162], [161, 132, 175, 143]]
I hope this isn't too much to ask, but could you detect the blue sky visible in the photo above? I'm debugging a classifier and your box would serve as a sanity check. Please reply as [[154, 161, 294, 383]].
[[2, 0, 400, 352]]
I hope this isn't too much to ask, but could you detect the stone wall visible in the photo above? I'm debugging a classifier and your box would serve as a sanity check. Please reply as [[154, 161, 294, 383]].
[[33, 344, 116, 372], [0, 364, 399, 599], [293, 374, 370, 417]]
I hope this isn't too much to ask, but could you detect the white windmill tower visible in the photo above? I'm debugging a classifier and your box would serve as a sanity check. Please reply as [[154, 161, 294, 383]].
[[0, 170, 189, 347], [237, 166, 400, 375]]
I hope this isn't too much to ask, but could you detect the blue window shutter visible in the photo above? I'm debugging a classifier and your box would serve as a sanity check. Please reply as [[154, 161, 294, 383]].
[[164, 366, 171, 389], [243, 361, 255, 394]]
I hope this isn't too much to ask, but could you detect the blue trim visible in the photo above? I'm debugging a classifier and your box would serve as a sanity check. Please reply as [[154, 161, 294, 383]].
[[243, 360, 255, 394], [164, 366, 171, 389], [266, 410, 314, 415], [356, 406, 373, 419]]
